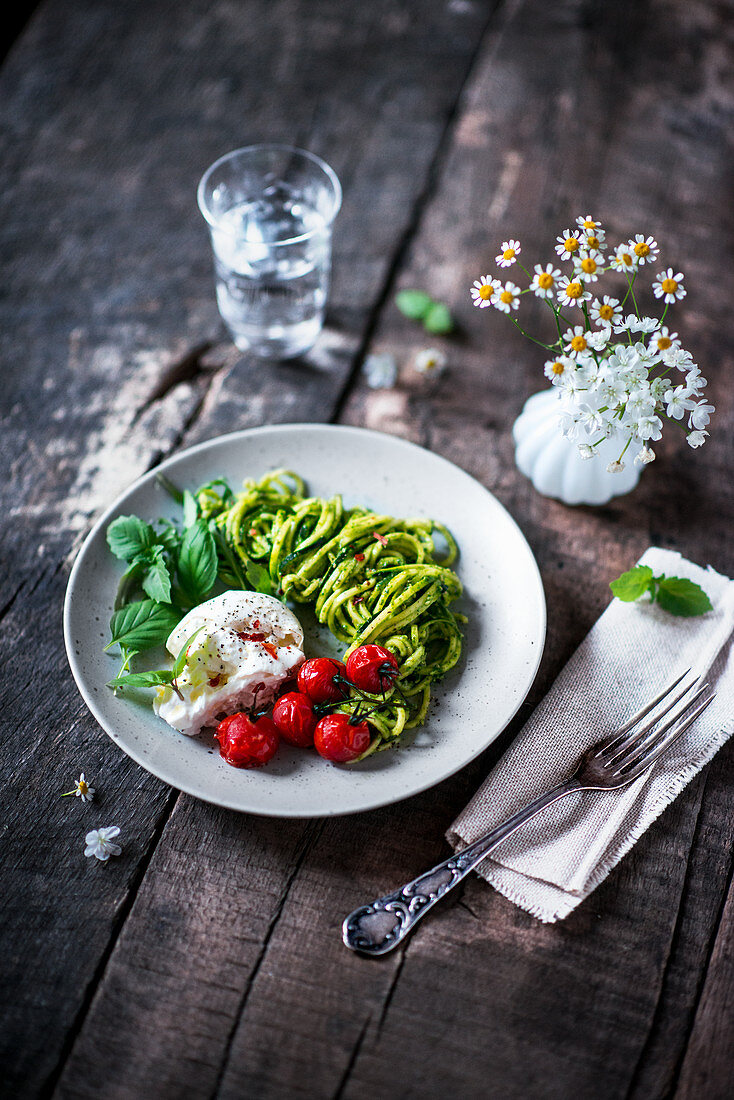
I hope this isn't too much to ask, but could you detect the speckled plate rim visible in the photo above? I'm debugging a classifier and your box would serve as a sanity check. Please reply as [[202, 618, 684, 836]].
[[64, 424, 546, 816]]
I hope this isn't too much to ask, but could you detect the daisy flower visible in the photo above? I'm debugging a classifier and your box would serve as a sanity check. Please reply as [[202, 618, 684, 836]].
[[493, 281, 521, 313], [61, 772, 95, 802], [531, 263, 561, 300], [470, 276, 498, 309], [543, 355, 573, 384], [84, 826, 122, 862], [574, 251, 602, 282], [557, 275, 591, 308], [555, 230, 582, 259], [629, 234, 659, 265], [653, 268, 686, 303], [413, 347, 448, 376], [564, 325, 591, 356], [609, 245, 639, 274], [648, 326, 681, 356], [496, 239, 521, 267], [581, 228, 606, 253], [590, 295, 621, 327], [687, 430, 709, 448], [576, 214, 602, 233]]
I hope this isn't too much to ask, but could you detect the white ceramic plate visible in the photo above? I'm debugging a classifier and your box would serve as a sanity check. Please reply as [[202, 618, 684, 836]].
[[64, 424, 546, 816]]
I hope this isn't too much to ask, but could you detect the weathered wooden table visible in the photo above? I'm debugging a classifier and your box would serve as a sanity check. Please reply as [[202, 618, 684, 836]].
[[2, 1, 732, 1097]]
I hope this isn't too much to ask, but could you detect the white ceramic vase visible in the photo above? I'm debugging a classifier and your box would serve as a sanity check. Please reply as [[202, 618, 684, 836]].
[[512, 389, 641, 506]]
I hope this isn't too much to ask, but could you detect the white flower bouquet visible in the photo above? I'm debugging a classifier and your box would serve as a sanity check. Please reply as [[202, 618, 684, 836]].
[[470, 216, 713, 470]]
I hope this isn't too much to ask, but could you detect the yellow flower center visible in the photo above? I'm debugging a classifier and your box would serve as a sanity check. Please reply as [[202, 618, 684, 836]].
[[580, 257, 597, 274], [500, 290, 514, 304], [478, 284, 493, 300], [634, 241, 650, 256], [598, 304, 614, 320], [586, 235, 600, 249], [503, 248, 515, 260], [564, 237, 579, 252], [621, 252, 633, 266], [566, 282, 583, 299], [661, 277, 678, 293], [551, 361, 565, 375], [656, 335, 672, 349], [583, 219, 596, 229], [570, 335, 587, 352], [537, 272, 554, 289], [78, 780, 88, 795]]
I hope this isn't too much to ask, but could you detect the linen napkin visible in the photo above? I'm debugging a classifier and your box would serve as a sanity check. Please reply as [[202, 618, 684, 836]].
[[447, 548, 734, 922]]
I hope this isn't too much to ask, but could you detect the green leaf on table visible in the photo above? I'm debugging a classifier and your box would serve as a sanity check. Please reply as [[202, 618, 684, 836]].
[[106, 515, 155, 561], [610, 565, 654, 602], [395, 289, 433, 321], [178, 519, 218, 605], [106, 600, 181, 652], [655, 576, 713, 617], [141, 546, 172, 604], [423, 301, 454, 334], [107, 669, 174, 689]]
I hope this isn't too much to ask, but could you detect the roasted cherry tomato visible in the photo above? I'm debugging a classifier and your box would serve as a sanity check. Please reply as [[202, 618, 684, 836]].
[[297, 657, 347, 704], [313, 713, 372, 763], [272, 691, 318, 748], [215, 712, 279, 768], [346, 644, 399, 695]]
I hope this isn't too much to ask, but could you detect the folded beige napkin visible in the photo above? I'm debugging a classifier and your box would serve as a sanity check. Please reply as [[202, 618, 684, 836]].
[[447, 548, 734, 922]]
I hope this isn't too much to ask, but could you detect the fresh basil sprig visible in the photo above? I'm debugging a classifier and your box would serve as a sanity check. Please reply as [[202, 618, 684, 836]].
[[177, 519, 218, 606], [610, 566, 712, 616], [105, 599, 182, 653]]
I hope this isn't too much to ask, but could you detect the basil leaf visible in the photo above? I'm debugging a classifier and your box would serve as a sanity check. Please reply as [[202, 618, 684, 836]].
[[107, 669, 174, 689], [172, 627, 204, 679], [107, 515, 155, 561], [245, 559, 274, 596], [183, 489, 199, 530], [178, 520, 218, 605], [106, 600, 181, 652], [423, 301, 454, 334], [395, 289, 433, 321], [141, 548, 172, 604], [610, 565, 654, 602], [655, 577, 712, 617]]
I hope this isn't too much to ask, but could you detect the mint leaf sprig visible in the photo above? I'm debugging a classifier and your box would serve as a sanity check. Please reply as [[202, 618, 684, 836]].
[[395, 289, 454, 335], [610, 565, 712, 616]]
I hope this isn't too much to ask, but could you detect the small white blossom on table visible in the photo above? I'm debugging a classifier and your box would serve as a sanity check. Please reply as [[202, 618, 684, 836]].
[[84, 826, 122, 862], [362, 352, 398, 389], [414, 347, 448, 376], [61, 772, 95, 802], [470, 216, 714, 471]]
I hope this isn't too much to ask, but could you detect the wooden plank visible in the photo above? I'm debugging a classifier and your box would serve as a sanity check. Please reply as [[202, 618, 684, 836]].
[[0, 0, 494, 1095], [674, 872, 734, 1100]]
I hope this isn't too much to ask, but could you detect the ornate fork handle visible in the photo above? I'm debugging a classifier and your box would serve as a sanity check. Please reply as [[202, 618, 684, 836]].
[[342, 779, 580, 956]]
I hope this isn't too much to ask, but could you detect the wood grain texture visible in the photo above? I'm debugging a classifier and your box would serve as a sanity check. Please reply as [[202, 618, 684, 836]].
[[1, 0, 732, 1097]]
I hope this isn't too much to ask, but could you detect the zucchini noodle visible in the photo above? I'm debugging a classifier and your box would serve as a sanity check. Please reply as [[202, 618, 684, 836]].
[[199, 469, 464, 754]]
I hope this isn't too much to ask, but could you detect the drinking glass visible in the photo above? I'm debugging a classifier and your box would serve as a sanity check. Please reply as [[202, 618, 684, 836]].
[[197, 145, 342, 359]]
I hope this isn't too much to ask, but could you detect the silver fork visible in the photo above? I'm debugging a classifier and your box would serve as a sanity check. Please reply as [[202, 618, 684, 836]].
[[343, 671, 715, 956]]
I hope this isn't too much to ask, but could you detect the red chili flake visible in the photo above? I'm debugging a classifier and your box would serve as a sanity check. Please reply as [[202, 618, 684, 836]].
[[237, 630, 265, 643], [253, 619, 260, 628], [249, 527, 257, 536], [261, 641, 278, 660], [354, 553, 365, 561], [373, 531, 388, 547], [353, 595, 364, 605], [208, 675, 222, 688]]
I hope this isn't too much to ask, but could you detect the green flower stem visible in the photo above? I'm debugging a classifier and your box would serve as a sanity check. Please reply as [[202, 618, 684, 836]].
[[619, 270, 637, 310], [508, 315, 556, 351]]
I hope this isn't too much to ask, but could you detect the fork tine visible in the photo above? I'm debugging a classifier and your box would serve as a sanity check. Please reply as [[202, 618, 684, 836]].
[[614, 693, 715, 778], [596, 668, 693, 758], [610, 684, 709, 771], [605, 678, 702, 767]]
